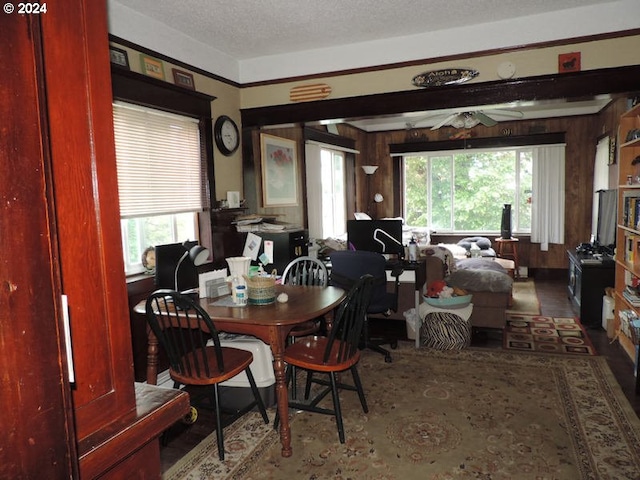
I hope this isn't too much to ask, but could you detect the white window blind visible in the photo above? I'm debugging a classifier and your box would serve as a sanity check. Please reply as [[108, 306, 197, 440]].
[[113, 101, 206, 218]]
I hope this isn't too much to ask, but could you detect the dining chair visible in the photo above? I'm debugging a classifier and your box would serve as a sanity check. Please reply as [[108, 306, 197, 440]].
[[329, 250, 402, 362], [145, 289, 269, 460], [274, 274, 374, 443], [281, 256, 329, 398]]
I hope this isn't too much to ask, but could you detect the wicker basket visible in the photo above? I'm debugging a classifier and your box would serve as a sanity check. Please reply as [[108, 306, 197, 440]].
[[244, 273, 276, 305]]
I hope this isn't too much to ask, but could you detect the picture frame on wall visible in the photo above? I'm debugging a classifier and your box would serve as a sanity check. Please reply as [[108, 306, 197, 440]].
[[140, 54, 165, 80], [260, 133, 298, 207], [109, 46, 129, 69], [172, 68, 195, 90]]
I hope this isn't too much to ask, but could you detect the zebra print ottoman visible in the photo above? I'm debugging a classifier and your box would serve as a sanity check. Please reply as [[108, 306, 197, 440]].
[[420, 311, 472, 349]]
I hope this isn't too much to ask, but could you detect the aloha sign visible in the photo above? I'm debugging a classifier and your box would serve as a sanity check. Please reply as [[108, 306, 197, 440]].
[[412, 68, 479, 88]]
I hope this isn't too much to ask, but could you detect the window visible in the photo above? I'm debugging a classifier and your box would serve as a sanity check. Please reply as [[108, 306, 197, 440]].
[[319, 148, 347, 238], [402, 147, 533, 234], [113, 101, 207, 274]]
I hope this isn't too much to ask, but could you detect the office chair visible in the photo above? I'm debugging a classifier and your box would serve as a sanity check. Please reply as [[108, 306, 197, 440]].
[[281, 256, 329, 398], [329, 250, 402, 362], [274, 274, 374, 443], [145, 289, 269, 461]]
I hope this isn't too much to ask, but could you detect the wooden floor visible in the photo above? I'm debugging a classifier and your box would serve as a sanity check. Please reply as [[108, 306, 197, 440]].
[[159, 276, 640, 473]]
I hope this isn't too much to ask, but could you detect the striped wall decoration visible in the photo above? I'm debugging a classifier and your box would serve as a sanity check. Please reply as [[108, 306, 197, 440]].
[[289, 83, 332, 102]]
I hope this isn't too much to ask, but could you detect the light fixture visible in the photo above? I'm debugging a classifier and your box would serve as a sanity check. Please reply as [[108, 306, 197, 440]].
[[361, 165, 379, 216], [174, 241, 210, 292]]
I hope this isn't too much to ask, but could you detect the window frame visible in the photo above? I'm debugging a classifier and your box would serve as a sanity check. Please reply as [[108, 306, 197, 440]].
[[401, 147, 533, 234], [391, 133, 565, 233], [111, 67, 216, 275]]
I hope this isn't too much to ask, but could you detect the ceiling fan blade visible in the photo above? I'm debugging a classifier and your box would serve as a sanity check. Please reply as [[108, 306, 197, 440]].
[[474, 111, 498, 127], [485, 109, 524, 119], [430, 113, 459, 130]]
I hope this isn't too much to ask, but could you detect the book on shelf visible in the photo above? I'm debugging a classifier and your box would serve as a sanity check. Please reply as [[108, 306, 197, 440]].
[[622, 191, 640, 230], [623, 287, 640, 306]]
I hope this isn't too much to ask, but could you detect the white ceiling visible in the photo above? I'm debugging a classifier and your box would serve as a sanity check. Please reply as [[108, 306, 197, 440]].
[[107, 0, 637, 130]]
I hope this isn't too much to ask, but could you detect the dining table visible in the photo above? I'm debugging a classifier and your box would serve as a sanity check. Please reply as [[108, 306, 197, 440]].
[[135, 284, 345, 457]]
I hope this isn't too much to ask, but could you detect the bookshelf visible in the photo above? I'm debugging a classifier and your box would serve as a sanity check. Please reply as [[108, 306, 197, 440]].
[[614, 101, 640, 390]]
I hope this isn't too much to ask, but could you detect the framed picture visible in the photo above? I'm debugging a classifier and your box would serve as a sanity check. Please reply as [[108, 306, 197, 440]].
[[140, 54, 165, 80], [558, 52, 581, 73], [260, 133, 298, 207], [172, 68, 195, 90], [109, 46, 129, 69]]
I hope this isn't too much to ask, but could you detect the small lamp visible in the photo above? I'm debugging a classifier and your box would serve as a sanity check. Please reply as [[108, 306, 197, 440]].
[[174, 241, 210, 292], [361, 165, 379, 216]]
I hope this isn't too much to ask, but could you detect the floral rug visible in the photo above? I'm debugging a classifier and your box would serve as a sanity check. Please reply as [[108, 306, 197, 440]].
[[164, 344, 640, 479], [504, 314, 597, 355]]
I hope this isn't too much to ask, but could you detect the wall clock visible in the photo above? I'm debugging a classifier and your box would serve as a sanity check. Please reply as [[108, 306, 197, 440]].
[[214, 115, 240, 156]]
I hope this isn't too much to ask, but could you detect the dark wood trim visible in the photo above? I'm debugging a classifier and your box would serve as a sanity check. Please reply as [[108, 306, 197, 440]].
[[303, 126, 356, 150], [111, 67, 215, 117], [241, 65, 640, 128], [390, 132, 566, 154]]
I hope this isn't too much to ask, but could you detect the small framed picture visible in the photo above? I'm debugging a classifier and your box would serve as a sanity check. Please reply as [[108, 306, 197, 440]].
[[558, 52, 581, 73], [109, 46, 129, 69], [140, 54, 165, 80], [172, 68, 195, 90]]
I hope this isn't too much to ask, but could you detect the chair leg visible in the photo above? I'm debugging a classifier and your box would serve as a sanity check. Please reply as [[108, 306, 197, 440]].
[[362, 318, 393, 363], [245, 366, 269, 424], [350, 366, 368, 413], [210, 384, 225, 461], [328, 372, 345, 443]]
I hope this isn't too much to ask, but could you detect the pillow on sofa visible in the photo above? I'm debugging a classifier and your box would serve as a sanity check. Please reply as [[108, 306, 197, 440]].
[[457, 236, 492, 251], [456, 257, 506, 273], [447, 267, 513, 293]]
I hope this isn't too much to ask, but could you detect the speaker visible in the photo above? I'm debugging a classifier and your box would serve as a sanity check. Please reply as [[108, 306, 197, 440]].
[[500, 204, 512, 239]]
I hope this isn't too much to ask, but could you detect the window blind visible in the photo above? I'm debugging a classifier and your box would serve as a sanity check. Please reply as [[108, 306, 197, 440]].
[[113, 101, 206, 218]]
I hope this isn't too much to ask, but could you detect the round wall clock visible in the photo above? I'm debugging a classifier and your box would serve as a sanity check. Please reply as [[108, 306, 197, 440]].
[[214, 115, 240, 156]]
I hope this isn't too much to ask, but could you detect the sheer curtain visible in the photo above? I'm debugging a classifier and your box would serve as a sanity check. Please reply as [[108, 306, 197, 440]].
[[531, 145, 566, 251]]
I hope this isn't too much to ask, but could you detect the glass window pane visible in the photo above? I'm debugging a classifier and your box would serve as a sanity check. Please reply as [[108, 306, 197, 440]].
[[430, 156, 452, 231], [404, 156, 428, 227]]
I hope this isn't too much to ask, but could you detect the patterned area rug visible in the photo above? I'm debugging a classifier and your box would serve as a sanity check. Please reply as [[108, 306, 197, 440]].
[[164, 345, 640, 479], [504, 314, 597, 355], [506, 279, 541, 315]]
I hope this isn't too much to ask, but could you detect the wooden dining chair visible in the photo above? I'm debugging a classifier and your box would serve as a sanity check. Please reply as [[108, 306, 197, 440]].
[[145, 289, 269, 460], [281, 256, 329, 397], [274, 274, 374, 443]]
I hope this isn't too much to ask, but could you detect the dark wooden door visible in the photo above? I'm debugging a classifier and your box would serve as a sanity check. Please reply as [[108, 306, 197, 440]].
[[1, 1, 138, 476], [0, 13, 76, 479]]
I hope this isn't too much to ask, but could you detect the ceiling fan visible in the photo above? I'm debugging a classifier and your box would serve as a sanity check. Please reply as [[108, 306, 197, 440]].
[[407, 109, 524, 131]]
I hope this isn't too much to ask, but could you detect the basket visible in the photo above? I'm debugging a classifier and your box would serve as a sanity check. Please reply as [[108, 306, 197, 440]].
[[244, 273, 276, 305]]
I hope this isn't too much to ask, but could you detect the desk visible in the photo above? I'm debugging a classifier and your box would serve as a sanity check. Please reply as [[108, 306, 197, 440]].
[[135, 284, 345, 458]]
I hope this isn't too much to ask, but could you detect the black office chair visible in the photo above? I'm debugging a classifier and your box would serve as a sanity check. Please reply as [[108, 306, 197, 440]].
[[274, 274, 374, 443], [145, 289, 269, 461], [329, 250, 402, 362]]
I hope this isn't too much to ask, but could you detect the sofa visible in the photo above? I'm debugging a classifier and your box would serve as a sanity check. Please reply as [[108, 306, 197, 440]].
[[423, 247, 512, 329]]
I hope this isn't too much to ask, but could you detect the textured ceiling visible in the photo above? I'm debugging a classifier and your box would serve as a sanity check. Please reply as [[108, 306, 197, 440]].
[[113, 0, 612, 60]]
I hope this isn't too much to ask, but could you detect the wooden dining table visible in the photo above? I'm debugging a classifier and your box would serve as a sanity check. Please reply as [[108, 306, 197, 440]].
[[135, 284, 345, 457]]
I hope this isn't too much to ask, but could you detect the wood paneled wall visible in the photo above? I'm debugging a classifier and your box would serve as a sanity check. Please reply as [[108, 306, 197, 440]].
[[243, 98, 628, 270]]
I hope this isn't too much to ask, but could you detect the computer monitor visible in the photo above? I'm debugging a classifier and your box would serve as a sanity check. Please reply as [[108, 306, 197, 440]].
[[154, 242, 199, 291], [347, 220, 404, 257]]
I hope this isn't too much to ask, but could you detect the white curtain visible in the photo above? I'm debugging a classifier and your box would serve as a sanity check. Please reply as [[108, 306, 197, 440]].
[[592, 136, 611, 240], [531, 145, 565, 251], [304, 143, 324, 241]]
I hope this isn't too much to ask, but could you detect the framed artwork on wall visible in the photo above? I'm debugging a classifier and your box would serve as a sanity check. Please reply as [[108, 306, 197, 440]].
[[140, 54, 165, 80], [109, 46, 129, 69], [172, 68, 195, 90], [260, 133, 298, 207]]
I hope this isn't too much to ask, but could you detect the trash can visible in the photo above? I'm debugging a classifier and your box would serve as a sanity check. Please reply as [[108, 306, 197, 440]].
[[602, 295, 615, 338]]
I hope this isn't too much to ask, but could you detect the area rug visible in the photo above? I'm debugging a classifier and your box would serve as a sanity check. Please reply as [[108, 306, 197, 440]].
[[504, 314, 597, 355], [164, 345, 640, 479], [506, 278, 541, 315]]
